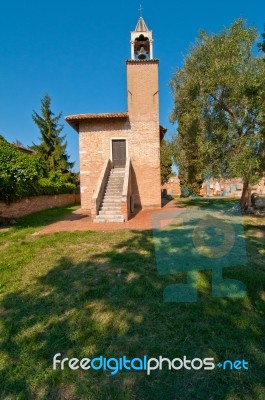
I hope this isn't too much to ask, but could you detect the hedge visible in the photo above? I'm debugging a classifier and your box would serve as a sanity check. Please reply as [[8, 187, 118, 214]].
[[0, 135, 76, 203]]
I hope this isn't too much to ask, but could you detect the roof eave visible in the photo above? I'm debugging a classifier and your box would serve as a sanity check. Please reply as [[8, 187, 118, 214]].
[[65, 112, 129, 133], [160, 125, 167, 140]]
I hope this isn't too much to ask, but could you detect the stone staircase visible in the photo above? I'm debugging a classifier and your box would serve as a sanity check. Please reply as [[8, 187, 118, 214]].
[[94, 168, 125, 223]]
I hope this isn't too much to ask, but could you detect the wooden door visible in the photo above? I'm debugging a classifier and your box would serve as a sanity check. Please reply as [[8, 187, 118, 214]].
[[112, 140, 126, 168]]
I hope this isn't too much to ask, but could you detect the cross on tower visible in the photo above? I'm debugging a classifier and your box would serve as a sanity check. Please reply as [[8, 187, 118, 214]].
[[139, 4, 143, 17]]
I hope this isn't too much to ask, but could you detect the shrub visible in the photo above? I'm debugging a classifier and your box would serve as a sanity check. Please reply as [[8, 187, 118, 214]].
[[0, 135, 44, 202], [0, 135, 76, 203], [36, 178, 76, 195]]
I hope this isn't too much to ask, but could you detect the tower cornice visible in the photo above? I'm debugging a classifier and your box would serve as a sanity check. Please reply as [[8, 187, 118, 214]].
[[126, 59, 159, 64]]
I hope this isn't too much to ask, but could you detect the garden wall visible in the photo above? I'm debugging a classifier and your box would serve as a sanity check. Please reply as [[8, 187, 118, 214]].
[[0, 193, 80, 219]]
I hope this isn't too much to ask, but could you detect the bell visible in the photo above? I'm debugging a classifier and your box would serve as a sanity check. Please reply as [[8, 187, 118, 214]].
[[138, 46, 147, 60]]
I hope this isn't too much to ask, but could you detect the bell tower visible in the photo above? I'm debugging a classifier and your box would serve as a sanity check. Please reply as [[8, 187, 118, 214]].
[[127, 15, 159, 122], [126, 15, 161, 209], [130, 16, 154, 60]]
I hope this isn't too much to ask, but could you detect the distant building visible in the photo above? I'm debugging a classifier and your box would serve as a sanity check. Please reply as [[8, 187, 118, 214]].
[[14, 144, 34, 155], [161, 176, 181, 197]]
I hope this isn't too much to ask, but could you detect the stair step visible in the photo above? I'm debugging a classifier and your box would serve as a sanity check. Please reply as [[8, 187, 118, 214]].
[[105, 193, 122, 195], [102, 199, 121, 204], [104, 190, 122, 194], [105, 186, 122, 189], [105, 189, 123, 192], [103, 193, 121, 200], [95, 215, 124, 221], [102, 200, 121, 204], [102, 197, 121, 201], [100, 205, 120, 210], [95, 217, 124, 221], [101, 201, 121, 206], [99, 209, 122, 215], [104, 191, 122, 196], [98, 211, 121, 215], [94, 218, 125, 223], [96, 214, 123, 218], [103, 192, 122, 196], [93, 167, 125, 223]]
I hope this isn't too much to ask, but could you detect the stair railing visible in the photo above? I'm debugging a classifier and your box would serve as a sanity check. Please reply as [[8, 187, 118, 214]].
[[121, 158, 132, 221], [91, 159, 112, 218]]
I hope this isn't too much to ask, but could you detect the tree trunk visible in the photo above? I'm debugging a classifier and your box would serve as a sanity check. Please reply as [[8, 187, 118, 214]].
[[240, 181, 252, 212]]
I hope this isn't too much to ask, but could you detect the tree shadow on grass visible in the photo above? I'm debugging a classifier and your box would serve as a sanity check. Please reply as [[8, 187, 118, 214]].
[[16, 205, 80, 230], [175, 197, 240, 209], [0, 229, 264, 400]]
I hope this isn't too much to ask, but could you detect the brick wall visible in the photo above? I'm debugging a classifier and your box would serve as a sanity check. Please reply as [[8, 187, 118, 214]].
[[0, 193, 80, 219], [126, 60, 159, 122], [127, 61, 161, 208], [79, 119, 130, 210]]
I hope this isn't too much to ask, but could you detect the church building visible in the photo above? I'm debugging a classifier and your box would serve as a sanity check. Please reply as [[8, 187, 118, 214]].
[[66, 16, 165, 222]]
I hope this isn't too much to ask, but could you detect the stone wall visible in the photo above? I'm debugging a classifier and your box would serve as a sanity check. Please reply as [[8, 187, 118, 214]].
[[0, 193, 80, 219], [201, 177, 265, 197], [161, 176, 265, 198]]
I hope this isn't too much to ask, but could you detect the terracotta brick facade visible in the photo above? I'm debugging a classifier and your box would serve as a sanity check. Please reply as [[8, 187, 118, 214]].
[[77, 60, 161, 213]]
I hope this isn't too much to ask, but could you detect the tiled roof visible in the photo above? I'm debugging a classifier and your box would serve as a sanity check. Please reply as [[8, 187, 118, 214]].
[[14, 144, 35, 155], [65, 112, 128, 132]]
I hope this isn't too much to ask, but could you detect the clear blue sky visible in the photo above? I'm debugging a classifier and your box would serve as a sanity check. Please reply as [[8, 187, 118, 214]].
[[0, 0, 264, 171]]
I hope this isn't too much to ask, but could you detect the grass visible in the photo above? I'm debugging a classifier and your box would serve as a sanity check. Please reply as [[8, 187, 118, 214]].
[[0, 200, 264, 400]]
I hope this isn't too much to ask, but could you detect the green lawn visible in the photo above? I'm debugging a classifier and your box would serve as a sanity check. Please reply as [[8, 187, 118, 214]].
[[0, 200, 264, 400]]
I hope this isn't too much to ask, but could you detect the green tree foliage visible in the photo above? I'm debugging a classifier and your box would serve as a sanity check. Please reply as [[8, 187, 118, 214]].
[[160, 139, 173, 183], [0, 135, 43, 202], [258, 24, 265, 55], [0, 94, 77, 204], [0, 135, 76, 203], [170, 20, 265, 208], [32, 94, 75, 182], [171, 118, 205, 196]]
